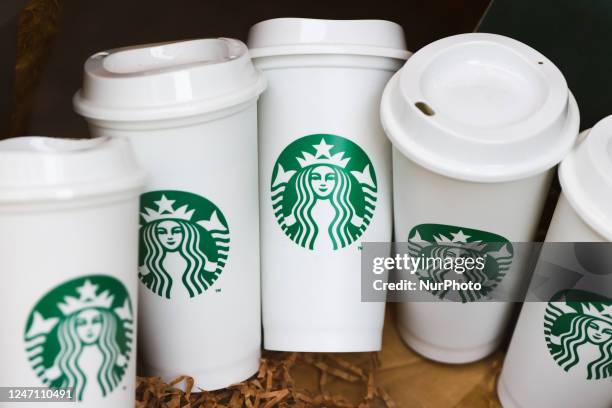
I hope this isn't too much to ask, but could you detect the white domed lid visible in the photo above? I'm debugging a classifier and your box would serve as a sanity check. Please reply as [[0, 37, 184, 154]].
[[560, 116, 612, 241], [381, 33, 580, 182], [74, 38, 266, 122], [248, 18, 410, 59], [0, 136, 145, 203]]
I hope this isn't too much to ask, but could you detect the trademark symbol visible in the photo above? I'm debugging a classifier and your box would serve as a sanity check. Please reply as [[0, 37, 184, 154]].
[[215, 288, 222, 293]]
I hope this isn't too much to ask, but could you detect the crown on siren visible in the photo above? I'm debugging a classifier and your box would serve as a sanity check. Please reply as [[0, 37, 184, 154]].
[[57, 280, 114, 316], [582, 303, 612, 323], [141, 194, 194, 223], [432, 230, 487, 251], [297, 137, 351, 169]]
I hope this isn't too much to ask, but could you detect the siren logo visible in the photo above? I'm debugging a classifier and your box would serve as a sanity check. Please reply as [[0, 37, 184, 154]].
[[271, 134, 377, 250], [407, 224, 513, 302], [24, 275, 133, 401], [545, 290, 612, 380], [139, 190, 229, 299]]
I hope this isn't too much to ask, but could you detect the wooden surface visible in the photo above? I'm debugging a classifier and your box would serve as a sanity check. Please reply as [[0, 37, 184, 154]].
[[375, 310, 504, 407], [479, 0, 612, 131], [294, 309, 506, 407], [136, 309, 506, 407]]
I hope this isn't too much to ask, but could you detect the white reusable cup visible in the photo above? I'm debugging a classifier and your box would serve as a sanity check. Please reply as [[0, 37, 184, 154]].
[[381, 33, 580, 363], [74, 39, 266, 390], [0, 136, 144, 408], [248, 18, 410, 352], [498, 117, 612, 408]]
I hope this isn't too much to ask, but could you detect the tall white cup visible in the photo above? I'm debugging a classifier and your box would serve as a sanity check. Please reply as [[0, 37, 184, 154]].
[[248, 18, 410, 351], [74, 38, 266, 390], [0, 136, 144, 407], [498, 118, 612, 408], [381, 33, 580, 363]]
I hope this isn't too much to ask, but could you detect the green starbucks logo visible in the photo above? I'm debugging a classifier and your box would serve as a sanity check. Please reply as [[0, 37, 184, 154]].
[[408, 224, 513, 302], [24, 275, 133, 401], [271, 134, 377, 250], [545, 290, 612, 380], [139, 190, 229, 299]]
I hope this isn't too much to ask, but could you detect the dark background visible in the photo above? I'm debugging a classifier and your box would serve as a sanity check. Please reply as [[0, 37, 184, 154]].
[[3, 0, 611, 139], [479, 0, 612, 133], [6, 0, 491, 138], [0, 0, 28, 138]]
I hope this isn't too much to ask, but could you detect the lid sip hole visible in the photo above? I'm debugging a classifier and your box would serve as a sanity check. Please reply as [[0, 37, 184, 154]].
[[415, 101, 435, 116]]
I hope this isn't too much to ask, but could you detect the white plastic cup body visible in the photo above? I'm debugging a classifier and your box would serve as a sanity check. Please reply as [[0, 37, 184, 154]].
[[86, 104, 261, 390], [393, 150, 554, 363], [0, 137, 143, 408], [257, 55, 404, 351], [74, 38, 265, 390], [382, 33, 579, 364], [497, 194, 612, 408]]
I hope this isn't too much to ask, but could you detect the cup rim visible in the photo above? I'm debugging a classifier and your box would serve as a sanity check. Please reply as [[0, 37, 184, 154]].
[[0, 136, 109, 154], [249, 44, 411, 60]]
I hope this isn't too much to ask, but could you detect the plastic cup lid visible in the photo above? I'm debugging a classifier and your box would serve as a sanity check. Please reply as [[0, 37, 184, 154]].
[[74, 38, 266, 122], [381, 33, 580, 182], [248, 18, 410, 59], [560, 116, 612, 241], [0, 136, 145, 203]]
